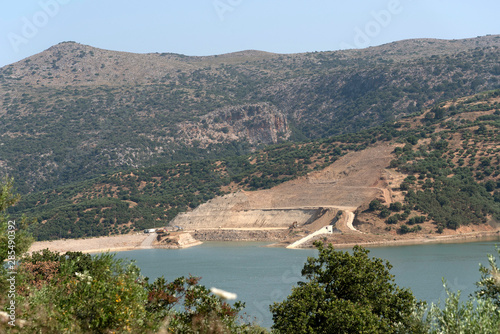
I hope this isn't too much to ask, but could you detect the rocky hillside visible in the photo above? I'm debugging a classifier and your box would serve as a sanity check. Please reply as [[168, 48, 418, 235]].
[[1, 36, 500, 193], [9, 89, 500, 241]]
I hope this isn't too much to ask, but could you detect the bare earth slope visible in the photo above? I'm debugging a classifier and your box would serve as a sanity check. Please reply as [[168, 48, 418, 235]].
[[172, 145, 394, 231]]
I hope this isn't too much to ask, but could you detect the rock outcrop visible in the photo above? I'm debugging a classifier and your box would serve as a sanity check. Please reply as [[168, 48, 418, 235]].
[[178, 103, 290, 146], [155, 232, 203, 249]]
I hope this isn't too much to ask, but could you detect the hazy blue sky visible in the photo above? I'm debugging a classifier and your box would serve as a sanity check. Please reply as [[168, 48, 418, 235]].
[[1, 0, 499, 67]]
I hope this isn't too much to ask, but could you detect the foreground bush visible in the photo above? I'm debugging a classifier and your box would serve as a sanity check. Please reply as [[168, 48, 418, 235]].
[[4, 242, 500, 333], [422, 246, 500, 333], [428, 281, 500, 334], [270, 242, 427, 333], [3, 176, 500, 333], [0, 178, 264, 333], [1, 249, 264, 333]]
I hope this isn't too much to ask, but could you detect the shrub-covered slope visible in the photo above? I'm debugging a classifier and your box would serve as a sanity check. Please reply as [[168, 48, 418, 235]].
[[1, 36, 500, 193], [9, 90, 499, 240]]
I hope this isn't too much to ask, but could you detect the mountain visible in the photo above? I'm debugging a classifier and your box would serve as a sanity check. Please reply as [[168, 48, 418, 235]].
[[10, 89, 500, 241], [1, 36, 500, 194]]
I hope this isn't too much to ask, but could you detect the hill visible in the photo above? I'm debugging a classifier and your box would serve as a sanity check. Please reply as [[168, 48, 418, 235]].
[[9, 90, 500, 242], [1, 36, 500, 193]]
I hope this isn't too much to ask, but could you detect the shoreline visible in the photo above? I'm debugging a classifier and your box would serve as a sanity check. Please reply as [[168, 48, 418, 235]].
[[27, 232, 205, 255], [327, 231, 500, 249], [27, 229, 500, 255]]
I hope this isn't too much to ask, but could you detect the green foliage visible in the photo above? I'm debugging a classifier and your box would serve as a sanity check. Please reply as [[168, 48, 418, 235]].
[[3, 41, 500, 196], [476, 246, 500, 307], [369, 199, 382, 211], [392, 97, 500, 232], [399, 224, 422, 234], [2, 249, 261, 333], [12, 139, 353, 241], [379, 208, 391, 219], [145, 276, 259, 333], [428, 281, 500, 334], [386, 214, 399, 225], [407, 216, 426, 225], [0, 177, 34, 263], [389, 202, 403, 212], [270, 242, 425, 333], [13, 251, 148, 332], [7, 86, 500, 240], [429, 243, 500, 333], [0, 177, 20, 212], [404, 166, 499, 229]]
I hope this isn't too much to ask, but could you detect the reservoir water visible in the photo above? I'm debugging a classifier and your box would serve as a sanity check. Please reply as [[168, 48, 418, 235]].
[[114, 238, 500, 328]]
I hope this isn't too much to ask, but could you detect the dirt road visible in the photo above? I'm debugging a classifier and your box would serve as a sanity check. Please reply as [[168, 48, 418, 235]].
[[139, 233, 157, 248]]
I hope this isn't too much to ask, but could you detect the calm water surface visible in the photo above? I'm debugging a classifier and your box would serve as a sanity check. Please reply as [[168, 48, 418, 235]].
[[114, 238, 500, 328]]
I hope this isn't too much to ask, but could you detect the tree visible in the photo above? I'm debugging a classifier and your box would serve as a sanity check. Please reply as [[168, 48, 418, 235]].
[[0, 177, 34, 263], [389, 202, 403, 212], [386, 214, 399, 225], [379, 208, 391, 218], [400, 182, 410, 191], [475, 124, 487, 135], [270, 242, 426, 333], [369, 199, 382, 211], [484, 180, 496, 192], [427, 247, 500, 333], [4, 249, 262, 333], [433, 107, 445, 120], [407, 135, 419, 145], [400, 225, 411, 234], [427, 281, 500, 334], [476, 246, 500, 307]]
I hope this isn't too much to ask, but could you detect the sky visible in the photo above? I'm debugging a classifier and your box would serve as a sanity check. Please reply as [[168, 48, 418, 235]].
[[1, 0, 499, 68]]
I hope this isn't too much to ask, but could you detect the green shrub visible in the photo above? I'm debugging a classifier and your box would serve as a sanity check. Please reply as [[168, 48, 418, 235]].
[[3, 250, 260, 333], [369, 199, 382, 211], [270, 242, 426, 334], [386, 215, 399, 224], [408, 216, 426, 225], [428, 283, 500, 334], [379, 208, 391, 218]]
